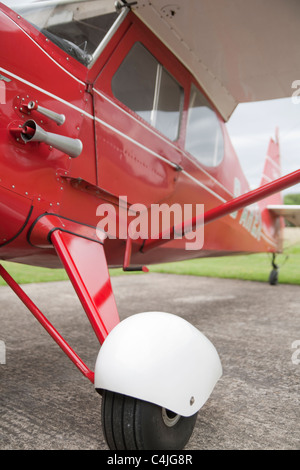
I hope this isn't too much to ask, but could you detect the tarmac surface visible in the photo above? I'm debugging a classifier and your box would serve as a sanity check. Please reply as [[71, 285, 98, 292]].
[[0, 273, 299, 450]]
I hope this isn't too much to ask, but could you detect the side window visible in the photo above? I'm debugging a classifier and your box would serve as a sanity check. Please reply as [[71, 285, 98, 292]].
[[185, 84, 224, 167], [111, 42, 183, 141]]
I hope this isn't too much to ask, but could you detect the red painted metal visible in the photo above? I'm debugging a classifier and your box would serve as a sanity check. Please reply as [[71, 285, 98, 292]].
[[0, 263, 94, 383], [142, 169, 300, 252], [123, 236, 149, 271], [51, 230, 120, 344], [0, 185, 32, 246], [0, 2, 299, 382], [28, 213, 103, 248], [0, 4, 287, 268]]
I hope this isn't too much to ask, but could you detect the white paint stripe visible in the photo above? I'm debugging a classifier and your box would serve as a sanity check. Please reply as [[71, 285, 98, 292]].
[[0, 67, 178, 169], [181, 170, 227, 203], [94, 115, 179, 169], [93, 87, 235, 198], [93, 88, 180, 153], [0, 66, 91, 118], [3, 11, 278, 249], [262, 174, 272, 183], [0, 69, 278, 248], [181, 172, 277, 246], [266, 155, 281, 173], [95, 112, 236, 206], [261, 232, 277, 247]]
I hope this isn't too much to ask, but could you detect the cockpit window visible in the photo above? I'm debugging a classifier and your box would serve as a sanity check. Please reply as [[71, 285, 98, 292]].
[[185, 84, 224, 167], [112, 42, 184, 141], [2, 0, 119, 66]]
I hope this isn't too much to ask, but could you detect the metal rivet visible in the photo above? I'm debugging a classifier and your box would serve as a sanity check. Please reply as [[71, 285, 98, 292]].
[[190, 396, 195, 406]]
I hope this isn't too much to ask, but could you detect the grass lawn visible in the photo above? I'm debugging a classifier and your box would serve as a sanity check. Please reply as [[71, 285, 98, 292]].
[[149, 243, 300, 285], [0, 242, 299, 286]]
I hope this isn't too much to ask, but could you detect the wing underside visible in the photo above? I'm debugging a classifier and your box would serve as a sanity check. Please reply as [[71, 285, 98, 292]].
[[268, 205, 300, 227], [132, 0, 300, 120]]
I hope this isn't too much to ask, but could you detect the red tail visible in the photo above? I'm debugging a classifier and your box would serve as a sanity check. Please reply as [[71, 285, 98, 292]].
[[259, 128, 283, 206], [259, 129, 285, 245]]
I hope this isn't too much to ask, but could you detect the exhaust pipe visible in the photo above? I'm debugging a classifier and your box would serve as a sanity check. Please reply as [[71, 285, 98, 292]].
[[21, 120, 83, 158]]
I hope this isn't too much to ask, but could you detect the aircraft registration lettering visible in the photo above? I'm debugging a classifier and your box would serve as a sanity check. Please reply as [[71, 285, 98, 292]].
[[239, 206, 261, 241]]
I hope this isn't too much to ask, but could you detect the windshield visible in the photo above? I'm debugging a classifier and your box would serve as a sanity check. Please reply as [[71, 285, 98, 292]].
[[2, 0, 119, 66]]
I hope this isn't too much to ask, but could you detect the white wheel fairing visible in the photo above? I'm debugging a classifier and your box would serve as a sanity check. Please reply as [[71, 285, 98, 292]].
[[94, 311, 222, 417]]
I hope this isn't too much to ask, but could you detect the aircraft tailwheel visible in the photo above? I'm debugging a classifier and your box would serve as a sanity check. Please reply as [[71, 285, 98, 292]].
[[101, 390, 198, 450], [269, 253, 279, 285], [269, 268, 278, 285]]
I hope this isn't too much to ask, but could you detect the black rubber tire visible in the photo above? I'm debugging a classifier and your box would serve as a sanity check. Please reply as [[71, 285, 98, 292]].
[[101, 390, 198, 450], [269, 269, 278, 285]]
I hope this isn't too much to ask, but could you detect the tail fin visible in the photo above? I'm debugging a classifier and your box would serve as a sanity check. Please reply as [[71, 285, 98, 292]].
[[259, 128, 285, 247], [259, 127, 283, 205]]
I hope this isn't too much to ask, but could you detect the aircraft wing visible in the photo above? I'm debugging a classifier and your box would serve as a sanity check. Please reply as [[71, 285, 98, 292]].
[[132, 0, 300, 120], [267, 205, 300, 227]]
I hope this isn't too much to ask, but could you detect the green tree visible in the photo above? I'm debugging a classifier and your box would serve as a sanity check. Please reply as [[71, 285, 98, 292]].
[[284, 193, 300, 205]]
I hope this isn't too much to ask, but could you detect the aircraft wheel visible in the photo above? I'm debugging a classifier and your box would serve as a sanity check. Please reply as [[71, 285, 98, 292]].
[[269, 269, 278, 285], [101, 390, 198, 450]]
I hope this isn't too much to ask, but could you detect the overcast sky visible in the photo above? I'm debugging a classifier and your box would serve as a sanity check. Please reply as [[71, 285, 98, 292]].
[[226, 97, 300, 196]]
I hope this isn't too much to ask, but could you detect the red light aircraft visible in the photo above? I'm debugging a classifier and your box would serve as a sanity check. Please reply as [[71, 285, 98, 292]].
[[0, 0, 300, 450]]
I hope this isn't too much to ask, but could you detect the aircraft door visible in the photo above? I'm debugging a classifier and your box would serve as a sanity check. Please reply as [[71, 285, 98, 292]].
[[92, 23, 187, 207]]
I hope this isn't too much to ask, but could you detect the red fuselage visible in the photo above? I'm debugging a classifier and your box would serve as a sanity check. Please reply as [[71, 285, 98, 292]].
[[0, 4, 280, 269]]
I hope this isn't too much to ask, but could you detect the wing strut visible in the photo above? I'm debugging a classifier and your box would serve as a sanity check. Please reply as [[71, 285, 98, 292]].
[[51, 230, 120, 344], [142, 168, 300, 253], [0, 263, 95, 382], [0, 225, 121, 384]]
